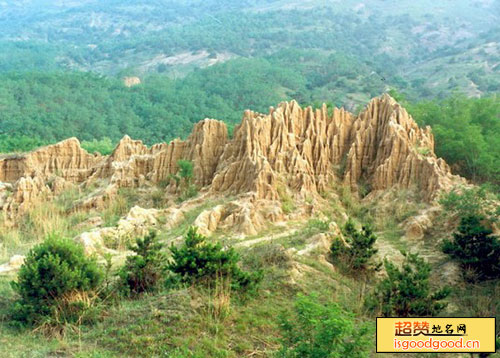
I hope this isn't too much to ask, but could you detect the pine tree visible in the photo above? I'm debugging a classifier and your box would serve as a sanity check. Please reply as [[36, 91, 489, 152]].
[[168, 227, 261, 290], [330, 219, 379, 271], [442, 215, 500, 280], [366, 252, 450, 317], [11, 236, 103, 324], [119, 231, 165, 295]]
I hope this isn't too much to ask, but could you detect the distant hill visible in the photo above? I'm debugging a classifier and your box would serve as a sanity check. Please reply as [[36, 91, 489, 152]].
[[0, 0, 498, 90], [0, 0, 498, 185]]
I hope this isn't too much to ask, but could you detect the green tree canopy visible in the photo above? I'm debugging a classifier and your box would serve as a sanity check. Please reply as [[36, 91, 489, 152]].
[[442, 215, 500, 281], [367, 252, 450, 317]]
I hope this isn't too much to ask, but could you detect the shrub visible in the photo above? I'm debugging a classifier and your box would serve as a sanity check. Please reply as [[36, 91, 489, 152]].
[[304, 218, 330, 234], [277, 293, 372, 358], [172, 159, 198, 203], [11, 236, 103, 325], [176, 183, 198, 203], [439, 186, 499, 223], [168, 227, 261, 290], [366, 252, 450, 317], [243, 244, 292, 271], [277, 184, 295, 214], [151, 188, 167, 208], [81, 137, 114, 155], [177, 159, 194, 181], [442, 215, 500, 280], [330, 219, 380, 272], [119, 231, 166, 295]]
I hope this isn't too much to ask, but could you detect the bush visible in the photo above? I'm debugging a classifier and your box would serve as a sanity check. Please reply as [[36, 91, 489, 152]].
[[168, 227, 261, 290], [11, 236, 103, 325], [81, 137, 114, 155], [119, 231, 166, 295], [277, 184, 295, 215], [176, 183, 198, 203], [366, 252, 450, 317], [177, 159, 194, 180], [330, 219, 380, 272], [442, 215, 500, 281], [172, 159, 198, 203], [276, 293, 372, 358], [243, 244, 292, 271], [304, 218, 330, 235], [439, 186, 499, 222]]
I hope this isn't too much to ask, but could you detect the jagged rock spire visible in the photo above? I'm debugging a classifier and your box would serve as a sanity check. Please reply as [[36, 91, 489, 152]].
[[0, 95, 463, 221]]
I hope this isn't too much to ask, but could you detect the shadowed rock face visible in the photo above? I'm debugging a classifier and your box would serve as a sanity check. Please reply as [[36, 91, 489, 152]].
[[0, 95, 463, 223]]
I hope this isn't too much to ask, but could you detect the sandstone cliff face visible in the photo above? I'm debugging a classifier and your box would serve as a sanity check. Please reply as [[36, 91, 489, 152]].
[[0, 95, 463, 230], [0, 138, 101, 218], [210, 101, 355, 199], [211, 94, 458, 202], [343, 95, 455, 200], [91, 119, 228, 188], [0, 138, 100, 183]]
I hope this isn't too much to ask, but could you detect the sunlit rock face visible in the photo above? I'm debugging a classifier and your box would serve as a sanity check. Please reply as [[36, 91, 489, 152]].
[[0, 94, 463, 230], [211, 94, 459, 201]]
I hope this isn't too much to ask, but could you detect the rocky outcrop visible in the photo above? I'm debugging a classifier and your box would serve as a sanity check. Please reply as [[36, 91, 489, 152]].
[[193, 205, 226, 236], [211, 95, 459, 202], [0, 95, 463, 232], [123, 76, 141, 87], [0, 255, 25, 275], [91, 119, 227, 188], [403, 208, 440, 240], [74, 205, 185, 254], [0, 138, 101, 218], [343, 96, 456, 200], [0, 119, 228, 218], [211, 102, 355, 199], [0, 138, 101, 183]]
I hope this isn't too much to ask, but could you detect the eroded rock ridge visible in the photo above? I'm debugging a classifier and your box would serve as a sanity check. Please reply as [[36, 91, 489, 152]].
[[0, 95, 462, 229]]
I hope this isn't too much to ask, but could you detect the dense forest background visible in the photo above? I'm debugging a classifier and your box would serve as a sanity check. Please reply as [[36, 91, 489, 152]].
[[0, 0, 498, 185]]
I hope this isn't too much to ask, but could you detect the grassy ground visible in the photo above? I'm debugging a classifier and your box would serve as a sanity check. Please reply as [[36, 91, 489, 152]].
[[2, 237, 493, 358], [0, 185, 498, 358], [0, 236, 358, 358]]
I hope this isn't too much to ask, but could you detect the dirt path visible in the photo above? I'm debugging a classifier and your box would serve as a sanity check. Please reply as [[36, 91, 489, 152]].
[[234, 229, 297, 248]]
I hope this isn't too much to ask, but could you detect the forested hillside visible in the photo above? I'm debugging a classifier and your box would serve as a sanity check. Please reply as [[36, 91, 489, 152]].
[[0, 2, 500, 357], [0, 69, 498, 186], [0, 0, 499, 186], [404, 94, 500, 185], [1, 0, 499, 94]]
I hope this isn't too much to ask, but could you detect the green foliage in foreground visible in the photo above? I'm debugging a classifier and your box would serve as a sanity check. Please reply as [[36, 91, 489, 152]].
[[168, 227, 262, 290], [330, 219, 379, 272], [366, 252, 450, 317], [443, 215, 500, 281], [11, 236, 103, 325], [277, 293, 372, 358], [119, 231, 166, 295]]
